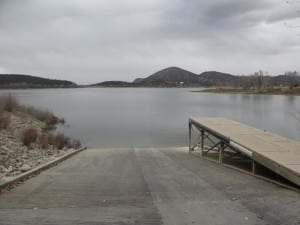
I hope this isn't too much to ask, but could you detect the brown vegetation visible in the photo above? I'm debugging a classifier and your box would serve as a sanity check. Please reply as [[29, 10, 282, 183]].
[[0, 114, 10, 129], [0, 94, 64, 129], [0, 96, 11, 129], [38, 132, 81, 150], [53, 133, 69, 149], [0, 94, 81, 150], [22, 126, 39, 147], [0, 94, 19, 112], [18, 105, 65, 129], [38, 133, 49, 149]]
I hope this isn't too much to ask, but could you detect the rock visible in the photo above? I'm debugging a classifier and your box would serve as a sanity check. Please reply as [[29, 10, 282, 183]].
[[6, 166, 13, 172], [36, 159, 43, 165], [0, 166, 6, 173], [12, 171, 21, 176], [20, 164, 31, 172], [1, 145, 10, 151]]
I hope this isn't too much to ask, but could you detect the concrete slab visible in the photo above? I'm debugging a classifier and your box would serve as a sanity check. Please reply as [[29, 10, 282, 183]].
[[0, 147, 299, 225]]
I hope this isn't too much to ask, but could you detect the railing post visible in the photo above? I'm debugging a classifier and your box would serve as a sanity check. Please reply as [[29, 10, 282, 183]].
[[201, 130, 204, 156], [252, 160, 257, 174], [189, 121, 192, 152]]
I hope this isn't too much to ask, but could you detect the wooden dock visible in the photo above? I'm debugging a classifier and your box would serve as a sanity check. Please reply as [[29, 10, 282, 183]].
[[189, 117, 300, 186]]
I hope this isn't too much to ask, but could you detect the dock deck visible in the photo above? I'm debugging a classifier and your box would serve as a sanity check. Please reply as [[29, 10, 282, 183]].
[[189, 117, 300, 186]]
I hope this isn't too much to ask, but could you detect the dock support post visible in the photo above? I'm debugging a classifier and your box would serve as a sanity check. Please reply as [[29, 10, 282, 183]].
[[219, 141, 224, 164], [201, 130, 204, 156], [252, 160, 257, 174], [189, 121, 192, 152]]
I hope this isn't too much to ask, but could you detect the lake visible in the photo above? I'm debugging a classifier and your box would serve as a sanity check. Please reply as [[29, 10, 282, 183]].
[[1, 88, 300, 148]]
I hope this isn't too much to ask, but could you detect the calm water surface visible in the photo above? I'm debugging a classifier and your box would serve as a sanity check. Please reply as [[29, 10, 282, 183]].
[[1, 88, 300, 148]]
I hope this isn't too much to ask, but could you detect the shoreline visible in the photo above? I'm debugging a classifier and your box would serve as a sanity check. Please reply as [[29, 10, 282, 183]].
[[193, 87, 300, 96], [0, 95, 83, 187]]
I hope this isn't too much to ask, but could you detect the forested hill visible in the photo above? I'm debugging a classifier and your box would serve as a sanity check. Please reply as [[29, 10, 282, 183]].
[[0, 74, 77, 88]]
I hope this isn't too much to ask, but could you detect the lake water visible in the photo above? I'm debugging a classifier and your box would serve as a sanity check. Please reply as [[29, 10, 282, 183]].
[[1, 88, 300, 148]]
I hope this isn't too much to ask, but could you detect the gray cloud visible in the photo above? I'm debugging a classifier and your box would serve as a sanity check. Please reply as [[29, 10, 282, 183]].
[[0, 0, 299, 84]]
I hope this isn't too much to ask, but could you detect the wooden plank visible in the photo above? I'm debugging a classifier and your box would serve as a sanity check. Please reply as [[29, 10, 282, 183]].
[[190, 117, 300, 186]]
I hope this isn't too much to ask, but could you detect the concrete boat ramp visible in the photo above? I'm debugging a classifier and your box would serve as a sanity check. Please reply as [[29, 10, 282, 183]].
[[0, 147, 299, 225]]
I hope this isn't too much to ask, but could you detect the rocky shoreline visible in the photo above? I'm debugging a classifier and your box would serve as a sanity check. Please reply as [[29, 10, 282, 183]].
[[0, 97, 81, 183]]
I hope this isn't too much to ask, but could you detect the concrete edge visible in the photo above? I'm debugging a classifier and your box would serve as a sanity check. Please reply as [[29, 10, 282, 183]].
[[0, 146, 87, 190]]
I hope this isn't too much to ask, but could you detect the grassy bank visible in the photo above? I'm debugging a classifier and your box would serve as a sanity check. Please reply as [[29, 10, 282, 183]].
[[193, 86, 300, 95], [0, 94, 81, 180]]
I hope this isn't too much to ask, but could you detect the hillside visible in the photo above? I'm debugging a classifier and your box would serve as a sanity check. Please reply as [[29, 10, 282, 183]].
[[198, 71, 239, 86], [132, 67, 238, 87], [272, 75, 300, 86], [0, 74, 77, 88], [134, 67, 199, 85], [84, 66, 300, 88], [92, 81, 133, 87]]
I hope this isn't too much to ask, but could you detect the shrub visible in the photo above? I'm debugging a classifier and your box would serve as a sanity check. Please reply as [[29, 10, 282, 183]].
[[47, 132, 55, 145], [22, 126, 39, 147], [39, 132, 81, 150], [71, 139, 82, 149], [0, 94, 19, 112], [38, 133, 49, 149], [54, 133, 69, 149], [0, 114, 10, 129], [18, 105, 64, 129], [0, 98, 4, 114]]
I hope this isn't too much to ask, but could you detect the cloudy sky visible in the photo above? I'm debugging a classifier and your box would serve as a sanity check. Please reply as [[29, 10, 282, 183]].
[[0, 0, 299, 84]]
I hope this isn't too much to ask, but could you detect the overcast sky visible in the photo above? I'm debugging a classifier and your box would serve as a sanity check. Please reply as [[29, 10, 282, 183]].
[[0, 0, 299, 84]]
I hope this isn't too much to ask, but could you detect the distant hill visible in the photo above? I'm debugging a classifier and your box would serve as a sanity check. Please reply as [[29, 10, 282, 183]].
[[92, 81, 133, 87], [272, 75, 300, 86], [134, 67, 199, 86], [91, 66, 300, 88], [0, 74, 77, 88], [198, 71, 238, 86], [132, 67, 237, 87]]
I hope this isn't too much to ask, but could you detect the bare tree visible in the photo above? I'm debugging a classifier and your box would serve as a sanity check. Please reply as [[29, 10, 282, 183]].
[[285, 71, 298, 89]]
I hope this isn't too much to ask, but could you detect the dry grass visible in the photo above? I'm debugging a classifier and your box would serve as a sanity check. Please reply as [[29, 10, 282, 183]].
[[22, 126, 39, 147], [38, 133, 49, 149], [53, 133, 69, 149], [0, 94, 81, 150], [0, 94, 19, 112], [18, 105, 65, 129], [0, 114, 10, 129], [38, 132, 82, 150], [70, 139, 82, 149], [0, 94, 64, 129], [0, 96, 11, 129], [0, 98, 4, 114]]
